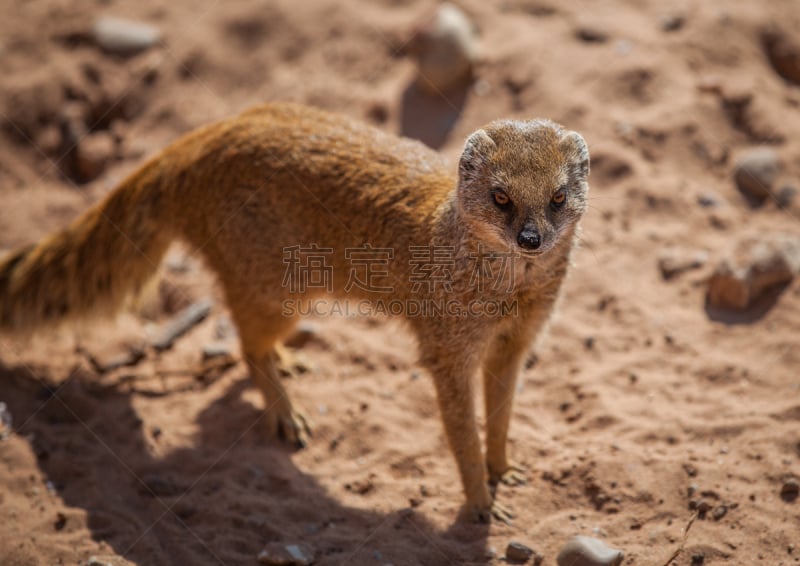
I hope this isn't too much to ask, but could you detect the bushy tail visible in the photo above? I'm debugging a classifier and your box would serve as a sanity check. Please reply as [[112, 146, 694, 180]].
[[0, 160, 177, 334]]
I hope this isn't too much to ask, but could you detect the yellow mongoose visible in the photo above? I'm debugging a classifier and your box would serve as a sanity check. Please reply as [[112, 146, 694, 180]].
[[0, 102, 589, 522]]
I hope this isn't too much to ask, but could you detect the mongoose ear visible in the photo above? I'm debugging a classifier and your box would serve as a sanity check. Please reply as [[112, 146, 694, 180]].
[[561, 131, 590, 179], [459, 129, 497, 176]]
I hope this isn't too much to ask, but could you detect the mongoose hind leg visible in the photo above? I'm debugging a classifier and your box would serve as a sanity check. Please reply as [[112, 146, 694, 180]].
[[245, 351, 313, 448], [274, 343, 314, 378], [235, 311, 312, 449]]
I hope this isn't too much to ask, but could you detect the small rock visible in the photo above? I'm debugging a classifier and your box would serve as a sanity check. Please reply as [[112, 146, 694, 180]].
[[734, 148, 780, 204], [576, 26, 609, 43], [660, 14, 685, 32], [697, 192, 722, 208], [54, 512, 67, 531], [711, 504, 728, 520], [92, 17, 161, 56], [762, 25, 800, 85], [691, 553, 705, 565], [556, 536, 624, 566], [284, 322, 319, 348], [366, 102, 389, 124], [85, 557, 133, 566], [407, 3, 479, 94], [74, 131, 115, 183], [781, 478, 799, 503], [202, 343, 232, 361], [344, 477, 374, 495], [776, 184, 797, 208], [707, 234, 800, 310], [505, 541, 541, 565], [0, 401, 12, 430], [693, 499, 712, 519], [257, 542, 314, 565], [658, 248, 708, 279]]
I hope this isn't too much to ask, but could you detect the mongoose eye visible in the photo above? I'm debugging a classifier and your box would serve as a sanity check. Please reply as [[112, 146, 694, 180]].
[[492, 189, 511, 208], [551, 187, 567, 209]]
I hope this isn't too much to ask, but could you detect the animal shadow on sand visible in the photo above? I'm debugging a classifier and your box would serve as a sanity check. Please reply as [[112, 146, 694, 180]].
[[0, 362, 490, 565], [400, 80, 470, 150], [704, 281, 791, 325]]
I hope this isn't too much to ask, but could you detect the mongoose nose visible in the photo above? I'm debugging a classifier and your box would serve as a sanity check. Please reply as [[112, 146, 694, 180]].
[[517, 229, 541, 250]]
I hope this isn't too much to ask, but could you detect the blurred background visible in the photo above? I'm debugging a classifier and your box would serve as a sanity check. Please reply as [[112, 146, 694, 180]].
[[1, 1, 799, 565]]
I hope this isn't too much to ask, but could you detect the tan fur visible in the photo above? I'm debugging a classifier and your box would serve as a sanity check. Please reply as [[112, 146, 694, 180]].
[[0, 102, 589, 522]]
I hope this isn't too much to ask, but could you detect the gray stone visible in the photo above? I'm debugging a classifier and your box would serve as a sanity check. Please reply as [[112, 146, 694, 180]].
[[556, 535, 624, 566], [505, 540, 542, 564], [707, 234, 800, 310], [407, 3, 479, 94], [202, 343, 232, 361], [734, 148, 780, 204], [92, 17, 161, 56], [257, 542, 314, 565], [762, 25, 800, 85], [781, 478, 799, 503]]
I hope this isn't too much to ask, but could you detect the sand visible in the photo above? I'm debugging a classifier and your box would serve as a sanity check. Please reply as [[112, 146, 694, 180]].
[[1, 1, 799, 565]]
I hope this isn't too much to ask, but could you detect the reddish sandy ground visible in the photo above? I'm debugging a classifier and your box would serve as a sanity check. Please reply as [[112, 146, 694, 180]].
[[1, 1, 799, 565]]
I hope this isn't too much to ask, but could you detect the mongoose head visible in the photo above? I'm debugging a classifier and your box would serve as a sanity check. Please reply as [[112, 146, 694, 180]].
[[456, 119, 589, 257]]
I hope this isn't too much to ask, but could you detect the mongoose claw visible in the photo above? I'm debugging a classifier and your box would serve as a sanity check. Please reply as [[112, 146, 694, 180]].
[[275, 345, 314, 378], [490, 462, 528, 487], [459, 499, 514, 524], [490, 501, 514, 525], [267, 409, 313, 449]]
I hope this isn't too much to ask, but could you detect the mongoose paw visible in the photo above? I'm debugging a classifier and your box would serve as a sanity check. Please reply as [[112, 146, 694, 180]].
[[489, 461, 528, 487], [458, 503, 492, 524], [459, 499, 514, 524], [490, 501, 514, 525], [275, 345, 314, 378], [266, 409, 313, 449]]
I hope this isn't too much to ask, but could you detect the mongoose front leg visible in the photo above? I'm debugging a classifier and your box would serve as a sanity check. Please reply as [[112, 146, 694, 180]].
[[483, 329, 530, 488], [483, 299, 558, 489], [429, 364, 496, 522], [419, 336, 514, 523]]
